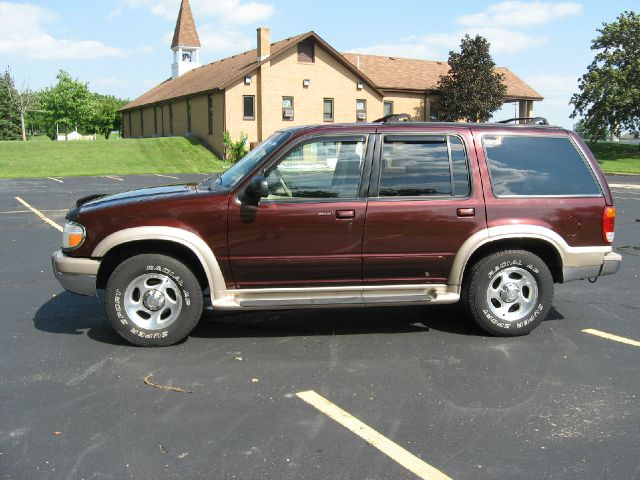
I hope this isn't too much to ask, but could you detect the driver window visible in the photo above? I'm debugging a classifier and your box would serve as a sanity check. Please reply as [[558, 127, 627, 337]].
[[265, 138, 365, 199]]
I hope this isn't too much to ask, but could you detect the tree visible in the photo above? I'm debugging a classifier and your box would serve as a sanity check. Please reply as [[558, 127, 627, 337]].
[[571, 11, 640, 140], [0, 67, 21, 141], [38, 70, 91, 139], [85, 93, 128, 139], [436, 35, 507, 122]]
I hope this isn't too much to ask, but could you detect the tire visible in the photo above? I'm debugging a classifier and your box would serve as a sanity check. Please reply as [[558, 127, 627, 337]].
[[462, 249, 553, 336], [105, 254, 204, 346]]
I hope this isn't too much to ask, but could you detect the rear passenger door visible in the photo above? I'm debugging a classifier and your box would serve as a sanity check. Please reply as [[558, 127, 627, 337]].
[[362, 130, 487, 285]]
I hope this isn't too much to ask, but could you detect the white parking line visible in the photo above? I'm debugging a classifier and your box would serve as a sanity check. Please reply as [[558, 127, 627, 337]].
[[582, 329, 640, 348], [296, 390, 453, 480], [15, 197, 63, 232], [609, 183, 640, 190], [104, 175, 124, 182], [46, 177, 64, 183], [0, 209, 67, 214], [154, 174, 179, 180]]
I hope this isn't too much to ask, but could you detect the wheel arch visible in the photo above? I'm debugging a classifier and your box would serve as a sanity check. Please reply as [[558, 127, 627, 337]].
[[450, 226, 568, 290], [93, 227, 227, 300]]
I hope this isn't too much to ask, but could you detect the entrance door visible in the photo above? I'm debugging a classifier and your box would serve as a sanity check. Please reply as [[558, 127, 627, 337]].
[[228, 134, 371, 288]]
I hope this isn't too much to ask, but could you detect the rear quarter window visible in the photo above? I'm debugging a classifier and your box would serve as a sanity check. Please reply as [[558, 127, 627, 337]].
[[483, 135, 601, 197]]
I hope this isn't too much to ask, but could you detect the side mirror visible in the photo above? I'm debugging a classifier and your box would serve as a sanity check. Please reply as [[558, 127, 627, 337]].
[[245, 175, 269, 199]]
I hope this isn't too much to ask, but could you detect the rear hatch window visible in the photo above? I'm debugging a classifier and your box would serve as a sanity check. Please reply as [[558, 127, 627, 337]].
[[483, 135, 601, 197]]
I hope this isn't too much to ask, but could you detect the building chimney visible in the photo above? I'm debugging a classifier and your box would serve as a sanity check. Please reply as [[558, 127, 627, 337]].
[[257, 27, 270, 61]]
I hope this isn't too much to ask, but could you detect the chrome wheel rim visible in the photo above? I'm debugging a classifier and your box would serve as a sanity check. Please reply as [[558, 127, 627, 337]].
[[486, 267, 538, 322], [124, 273, 182, 330]]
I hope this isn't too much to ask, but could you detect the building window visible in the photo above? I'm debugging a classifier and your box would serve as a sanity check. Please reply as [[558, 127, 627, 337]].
[[356, 99, 367, 122], [384, 101, 394, 117], [208, 95, 214, 135], [161, 105, 165, 136], [154, 106, 158, 136], [169, 103, 174, 135], [282, 97, 294, 121], [297, 40, 315, 63], [429, 102, 439, 121], [140, 109, 144, 136], [243, 95, 255, 120], [323, 98, 334, 122], [187, 98, 192, 133]]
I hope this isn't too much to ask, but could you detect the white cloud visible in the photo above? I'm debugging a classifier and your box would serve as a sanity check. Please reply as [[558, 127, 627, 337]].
[[0, 2, 124, 59], [458, 1, 582, 28], [526, 75, 578, 97], [162, 24, 253, 53], [116, 0, 274, 25], [352, 28, 543, 59]]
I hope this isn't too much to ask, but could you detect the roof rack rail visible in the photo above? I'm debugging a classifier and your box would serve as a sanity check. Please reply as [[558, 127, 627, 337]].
[[498, 116, 549, 125], [374, 113, 413, 123]]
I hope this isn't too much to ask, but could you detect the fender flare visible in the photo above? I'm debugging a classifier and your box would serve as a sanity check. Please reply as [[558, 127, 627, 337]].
[[449, 225, 611, 290], [92, 226, 227, 300]]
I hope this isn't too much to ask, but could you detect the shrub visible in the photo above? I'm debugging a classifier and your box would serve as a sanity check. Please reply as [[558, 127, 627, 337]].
[[223, 130, 248, 163]]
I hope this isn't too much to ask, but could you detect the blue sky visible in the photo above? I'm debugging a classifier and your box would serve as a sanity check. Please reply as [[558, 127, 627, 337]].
[[1, 0, 636, 128]]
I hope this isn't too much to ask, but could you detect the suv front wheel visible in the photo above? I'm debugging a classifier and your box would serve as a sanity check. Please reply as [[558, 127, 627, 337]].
[[463, 249, 554, 336], [105, 254, 204, 346]]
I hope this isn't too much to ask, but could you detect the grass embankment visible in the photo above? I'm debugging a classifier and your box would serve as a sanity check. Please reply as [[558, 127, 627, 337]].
[[587, 141, 640, 175], [0, 136, 228, 178]]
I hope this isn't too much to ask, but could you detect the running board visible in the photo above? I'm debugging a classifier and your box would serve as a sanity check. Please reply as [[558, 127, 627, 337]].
[[211, 284, 460, 310]]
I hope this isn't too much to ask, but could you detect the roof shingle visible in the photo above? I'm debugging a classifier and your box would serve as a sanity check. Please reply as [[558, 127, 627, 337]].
[[341, 53, 542, 101], [171, 0, 201, 49]]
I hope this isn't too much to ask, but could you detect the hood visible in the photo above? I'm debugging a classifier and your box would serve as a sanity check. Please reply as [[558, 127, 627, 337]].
[[80, 184, 199, 211]]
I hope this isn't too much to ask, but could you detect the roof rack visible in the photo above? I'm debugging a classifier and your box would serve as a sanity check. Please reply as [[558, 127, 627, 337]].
[[497, 117, 549, 125], [374, 113, 413, 123]]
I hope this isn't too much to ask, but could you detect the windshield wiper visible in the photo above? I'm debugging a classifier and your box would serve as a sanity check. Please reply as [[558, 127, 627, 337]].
[[201, 173, 222, 191]]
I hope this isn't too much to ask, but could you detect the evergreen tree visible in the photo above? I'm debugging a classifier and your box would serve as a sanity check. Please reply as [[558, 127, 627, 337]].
[[0, 67, 21, 140], [437, 35, 507, 122]]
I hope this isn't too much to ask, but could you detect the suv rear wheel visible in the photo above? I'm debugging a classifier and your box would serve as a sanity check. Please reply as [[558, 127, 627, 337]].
[[105, 254, 203, 346], [463, 249, 553, 336]]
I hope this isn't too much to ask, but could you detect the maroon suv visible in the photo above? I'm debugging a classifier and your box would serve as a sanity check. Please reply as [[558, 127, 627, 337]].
[[52, 121, 621, 346]]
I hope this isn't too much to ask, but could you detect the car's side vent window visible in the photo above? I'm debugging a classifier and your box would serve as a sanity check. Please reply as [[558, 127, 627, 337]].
[[378, 135, 471, 198], [483, 135, 601, 197]]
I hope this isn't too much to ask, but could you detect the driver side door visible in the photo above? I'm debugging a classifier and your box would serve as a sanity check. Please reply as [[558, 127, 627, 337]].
[[227, 134, 372, 289]]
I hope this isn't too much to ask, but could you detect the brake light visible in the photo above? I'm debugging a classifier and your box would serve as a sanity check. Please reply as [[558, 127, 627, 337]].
[[603, 206, 615, 243]]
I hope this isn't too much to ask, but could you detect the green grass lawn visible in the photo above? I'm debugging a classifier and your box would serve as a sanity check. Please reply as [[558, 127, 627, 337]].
[[587, 141, 640, 175], [0, 136, 228, 178]]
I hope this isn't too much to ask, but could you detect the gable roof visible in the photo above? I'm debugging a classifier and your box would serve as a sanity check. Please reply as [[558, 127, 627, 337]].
[[171, 0, 200, 49], [341, 53, 542, 101], [122, 32, 382, 111], [122, 32, 542, 112]]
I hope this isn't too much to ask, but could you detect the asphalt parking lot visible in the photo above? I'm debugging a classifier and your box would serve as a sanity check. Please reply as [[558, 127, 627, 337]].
[[1, 173, 639, 480]]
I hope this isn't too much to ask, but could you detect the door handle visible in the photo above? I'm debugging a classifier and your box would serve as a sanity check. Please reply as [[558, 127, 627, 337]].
[[335, 210, 356, 219], [457, 208, 475, 217]]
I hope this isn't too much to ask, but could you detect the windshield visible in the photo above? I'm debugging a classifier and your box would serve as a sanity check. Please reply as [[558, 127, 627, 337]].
[[215, 130, 294, 188]]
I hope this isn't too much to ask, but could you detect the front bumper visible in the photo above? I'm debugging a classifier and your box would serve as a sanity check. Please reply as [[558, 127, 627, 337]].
[[562, 251, 622, 283], [51, 250, 100, 296]]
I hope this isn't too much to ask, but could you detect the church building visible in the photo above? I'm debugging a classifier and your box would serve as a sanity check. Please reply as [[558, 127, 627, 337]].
[[121, 0, 543, 157]]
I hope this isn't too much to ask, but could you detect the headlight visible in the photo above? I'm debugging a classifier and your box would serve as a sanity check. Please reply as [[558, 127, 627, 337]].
[[62, 221, 86, 251]]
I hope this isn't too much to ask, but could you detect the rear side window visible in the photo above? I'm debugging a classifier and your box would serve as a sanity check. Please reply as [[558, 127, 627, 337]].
[[483, 135, 600, 196], [378, 135, 471, 198]]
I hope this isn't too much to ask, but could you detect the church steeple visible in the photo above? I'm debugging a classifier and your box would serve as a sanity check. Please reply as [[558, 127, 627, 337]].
[[171, 0, 201, 79]]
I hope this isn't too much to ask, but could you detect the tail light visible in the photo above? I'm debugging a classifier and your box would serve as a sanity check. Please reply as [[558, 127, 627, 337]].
[[602, 206, 616, 243]]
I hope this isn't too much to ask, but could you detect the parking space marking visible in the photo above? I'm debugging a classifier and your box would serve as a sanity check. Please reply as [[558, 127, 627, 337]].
[[154, 174, 179, 180], [296, 390, 453, 480], [103, 175, 124, 182], [46, 177, 64, 183], [583, 329, 640, 348], [14, 197, 63, 232], [609, 184, 640, 190], [613, 196, 640, 201]]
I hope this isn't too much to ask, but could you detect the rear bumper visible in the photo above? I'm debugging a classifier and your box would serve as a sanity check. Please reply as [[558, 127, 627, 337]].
[[51, 250, 100, 296], [562, 251, 622, 283]]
